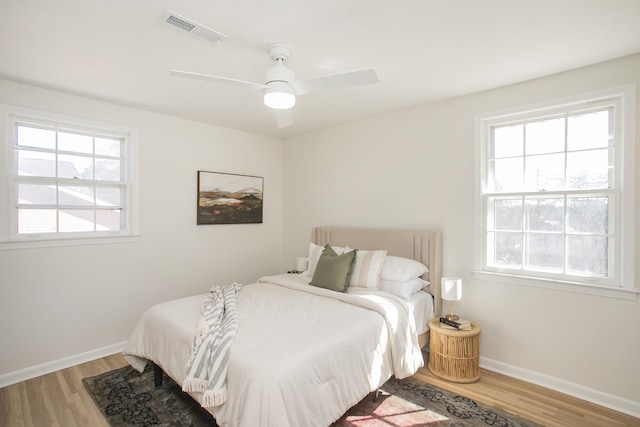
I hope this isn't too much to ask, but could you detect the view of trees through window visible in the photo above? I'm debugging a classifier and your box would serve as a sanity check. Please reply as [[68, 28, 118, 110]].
[[485, 108, 612, 278]]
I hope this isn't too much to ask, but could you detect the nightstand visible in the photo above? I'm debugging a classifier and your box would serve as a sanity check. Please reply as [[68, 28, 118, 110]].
[[428, 317, 481, 383]]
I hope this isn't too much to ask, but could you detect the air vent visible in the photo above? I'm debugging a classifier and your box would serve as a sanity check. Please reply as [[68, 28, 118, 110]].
[[158, 10, 227, 45]]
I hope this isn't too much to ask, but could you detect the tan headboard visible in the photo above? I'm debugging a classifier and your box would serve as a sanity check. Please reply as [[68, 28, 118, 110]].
[[312, 226, 442, 317]]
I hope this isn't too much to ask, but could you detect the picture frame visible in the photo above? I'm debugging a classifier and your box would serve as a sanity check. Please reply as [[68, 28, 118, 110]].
[[197, 171, 263, 225]]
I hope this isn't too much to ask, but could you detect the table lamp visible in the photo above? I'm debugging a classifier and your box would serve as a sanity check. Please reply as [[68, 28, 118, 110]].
[[441, 277, 462, 321], [296, 256, 308, 272]]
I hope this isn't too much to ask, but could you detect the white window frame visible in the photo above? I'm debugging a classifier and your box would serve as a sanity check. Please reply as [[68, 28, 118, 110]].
[[0, 104, 140, 249], [473, 85, 637, 300]]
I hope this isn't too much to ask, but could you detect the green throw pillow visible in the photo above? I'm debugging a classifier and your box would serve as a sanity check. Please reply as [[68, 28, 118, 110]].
[[309, 245, 357, 292]]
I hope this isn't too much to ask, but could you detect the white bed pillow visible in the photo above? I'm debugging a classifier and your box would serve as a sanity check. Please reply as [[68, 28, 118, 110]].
[[305, 242, 351, 277], [381, 256, 428, 282], [349, 249, 387, 289], [380, 278, 429, 300]]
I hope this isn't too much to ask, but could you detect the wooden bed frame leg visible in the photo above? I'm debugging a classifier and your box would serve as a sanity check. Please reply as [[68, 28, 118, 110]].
[[153, 363, 163, 387]]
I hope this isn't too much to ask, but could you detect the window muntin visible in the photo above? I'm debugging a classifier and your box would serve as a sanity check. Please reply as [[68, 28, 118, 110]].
[[478, 92, 631, 290], [11, 121, 130, 238], [486, 192, 611, 278]]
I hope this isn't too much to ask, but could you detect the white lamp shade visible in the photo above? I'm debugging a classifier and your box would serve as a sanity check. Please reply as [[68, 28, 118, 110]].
[[441, 277, 462, 301], [296, 256, 308, 272], [264, 82, 296, 109]]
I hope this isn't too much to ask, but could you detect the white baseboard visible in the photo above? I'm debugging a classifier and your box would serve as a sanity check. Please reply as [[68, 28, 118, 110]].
[[0, 341, 126, 388], [480, 356, 640, 419]]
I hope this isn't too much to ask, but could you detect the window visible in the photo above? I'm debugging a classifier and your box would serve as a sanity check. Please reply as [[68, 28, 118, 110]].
[[474, 86, 636, 299], [1, 105, 139, 247]]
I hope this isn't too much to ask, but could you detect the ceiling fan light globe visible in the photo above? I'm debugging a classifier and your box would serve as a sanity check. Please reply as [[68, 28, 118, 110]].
[[264, 89, 296, 110]]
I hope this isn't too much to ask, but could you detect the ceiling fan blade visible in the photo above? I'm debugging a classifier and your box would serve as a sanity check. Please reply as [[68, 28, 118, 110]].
[[274, 109, 293, 128], [170, 70, 268, 90], [292, 68, 378, 95]]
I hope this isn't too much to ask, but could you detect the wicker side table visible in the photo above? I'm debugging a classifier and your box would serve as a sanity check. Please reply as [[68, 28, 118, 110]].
[[428, 318, 481, 383]]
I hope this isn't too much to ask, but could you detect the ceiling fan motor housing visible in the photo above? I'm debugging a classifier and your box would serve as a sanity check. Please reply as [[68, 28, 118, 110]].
[[264, 63, 295, 85], [265, 43, 295, 86]]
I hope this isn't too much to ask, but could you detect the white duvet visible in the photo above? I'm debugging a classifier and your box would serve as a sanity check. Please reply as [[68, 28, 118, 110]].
[[123, 274, 423, 427]]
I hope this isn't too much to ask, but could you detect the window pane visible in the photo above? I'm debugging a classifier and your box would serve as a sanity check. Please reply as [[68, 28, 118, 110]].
[[567, 196, 608, 234], [59, 209, 94, 232], [59, 186, 94, 206], [95, 137, 122, 157], [490, 157, 523, 192], [524, 233, 564, 272], [568, 110, 610, 151], [566, 148, 611, 190], [493, 198, 522, 230], [524, 153, 565, 191], [18, 183, 57, 205], [481, 91, 626, 287], [567, 235, 608, 276], [18, 150, 55, 177], [493, 124, 523, 158], [11, 114, 132, 240], [524, 197, 564, 232], [17, 125, 55, 149], [18, 208, 57, 234], [525, 117, 565, 155], [58, 154, 93, 179], [96, 209, 122, 231], [58, 132, 93, 154], [493, 231, 522, 268], [95, 159, 122, 181], [96, 187, 122, 206]]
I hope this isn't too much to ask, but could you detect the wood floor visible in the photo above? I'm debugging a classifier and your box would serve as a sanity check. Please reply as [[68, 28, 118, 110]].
[[1, 352, 638, 427], [0, 354, 127, 427], [413, 365, 640, 427]]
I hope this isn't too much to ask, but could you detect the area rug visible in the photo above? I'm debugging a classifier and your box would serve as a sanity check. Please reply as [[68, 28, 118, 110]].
[[333, 376, 542, 427], [83, 365, 541, 427], [83, 365, 217, 426]]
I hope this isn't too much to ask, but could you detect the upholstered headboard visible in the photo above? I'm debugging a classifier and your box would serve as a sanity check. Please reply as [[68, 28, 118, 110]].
[[311, 226, 442, 317]]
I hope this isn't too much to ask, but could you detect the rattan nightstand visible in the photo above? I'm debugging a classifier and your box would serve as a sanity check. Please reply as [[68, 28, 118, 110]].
[[428, 317, 481, 383]]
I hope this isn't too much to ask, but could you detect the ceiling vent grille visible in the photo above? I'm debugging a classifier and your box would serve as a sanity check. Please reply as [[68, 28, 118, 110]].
[[158, 10, 227, 45]]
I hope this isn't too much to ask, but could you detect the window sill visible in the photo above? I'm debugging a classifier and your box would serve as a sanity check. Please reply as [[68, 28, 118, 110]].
[[472, 270, 639, 301], [0, 234, 142, 250]]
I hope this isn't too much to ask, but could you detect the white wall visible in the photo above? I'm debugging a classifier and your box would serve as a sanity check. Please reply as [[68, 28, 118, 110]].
[[282, 54, 640, 413], [0, 79, 283, 377]]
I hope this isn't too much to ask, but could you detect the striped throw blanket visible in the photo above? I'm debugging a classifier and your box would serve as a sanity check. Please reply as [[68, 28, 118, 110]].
[[182, 282, 242, 407]]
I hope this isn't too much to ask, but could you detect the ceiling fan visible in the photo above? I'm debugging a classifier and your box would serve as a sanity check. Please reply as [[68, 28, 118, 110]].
[[170, 43, 379, 128]]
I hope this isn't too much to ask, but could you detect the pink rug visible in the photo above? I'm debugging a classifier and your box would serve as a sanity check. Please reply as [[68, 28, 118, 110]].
[[333, 391, 449, 426]]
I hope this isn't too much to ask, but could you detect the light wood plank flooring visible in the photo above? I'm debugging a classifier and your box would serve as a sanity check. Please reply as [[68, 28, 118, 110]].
[[414, 365, 640, 427], [1, 353, 638, 426], [0, 354, 127, 427]]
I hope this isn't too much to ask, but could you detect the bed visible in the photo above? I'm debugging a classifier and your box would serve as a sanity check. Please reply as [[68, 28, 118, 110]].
[[311, 227, 442, 347], [122, 226, 442, 427]]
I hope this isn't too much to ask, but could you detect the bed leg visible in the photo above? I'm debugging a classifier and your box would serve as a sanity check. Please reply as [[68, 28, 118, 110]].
[[373, 389, 381, 402], [153, 363, 163, 387]]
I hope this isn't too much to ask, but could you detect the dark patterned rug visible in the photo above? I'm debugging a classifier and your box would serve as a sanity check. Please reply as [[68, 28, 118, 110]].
[[83, 365, 541, 427], [83, 365, 217, 427]]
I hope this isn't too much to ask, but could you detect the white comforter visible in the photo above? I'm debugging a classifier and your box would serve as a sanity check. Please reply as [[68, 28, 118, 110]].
[[123, 274, 423, 427]]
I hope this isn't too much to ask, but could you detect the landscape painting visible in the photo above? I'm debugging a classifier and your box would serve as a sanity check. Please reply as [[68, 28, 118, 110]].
[[197, 171, 263, 224]]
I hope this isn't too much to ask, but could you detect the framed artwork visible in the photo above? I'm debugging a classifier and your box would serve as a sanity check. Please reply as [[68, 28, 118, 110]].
[[197, 171, 263, 225]]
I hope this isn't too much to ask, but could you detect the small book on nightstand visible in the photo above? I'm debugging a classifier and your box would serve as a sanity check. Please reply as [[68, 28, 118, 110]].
[[439, 317, 472, 330]]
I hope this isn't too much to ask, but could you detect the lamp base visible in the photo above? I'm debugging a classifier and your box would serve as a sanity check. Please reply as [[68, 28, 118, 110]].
[[445, 314, 459, 321]]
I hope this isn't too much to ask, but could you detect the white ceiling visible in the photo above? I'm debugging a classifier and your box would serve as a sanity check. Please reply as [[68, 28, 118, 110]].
[[2, 0, 640, 139]]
